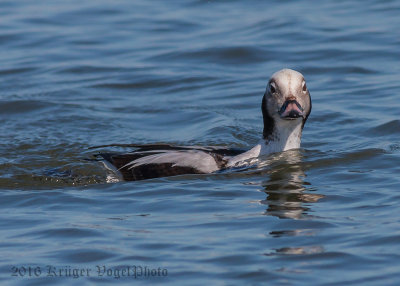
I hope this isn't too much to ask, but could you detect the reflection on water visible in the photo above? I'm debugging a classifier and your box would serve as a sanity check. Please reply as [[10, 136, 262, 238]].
[[259, 150, 324, 220], [259, 151, 325, 257], [267, 246, 325, 256]]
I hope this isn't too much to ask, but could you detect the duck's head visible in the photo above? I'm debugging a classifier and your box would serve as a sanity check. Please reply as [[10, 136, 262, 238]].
[[262, 69, 312, 140]]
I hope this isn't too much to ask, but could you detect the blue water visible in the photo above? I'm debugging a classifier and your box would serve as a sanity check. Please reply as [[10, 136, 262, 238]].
[[1, 0, 400, 285]]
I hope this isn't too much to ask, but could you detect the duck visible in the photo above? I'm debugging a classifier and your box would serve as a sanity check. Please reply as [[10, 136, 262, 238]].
[[94, 68, 312, 181]]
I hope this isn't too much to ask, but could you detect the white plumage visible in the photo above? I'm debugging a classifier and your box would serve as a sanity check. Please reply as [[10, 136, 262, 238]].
[[123, 150, 220, 173]]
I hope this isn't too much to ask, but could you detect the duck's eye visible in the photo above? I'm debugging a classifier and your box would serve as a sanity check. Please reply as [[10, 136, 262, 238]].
[[302, 82, 307, 92], [270, 82, 276, 94]]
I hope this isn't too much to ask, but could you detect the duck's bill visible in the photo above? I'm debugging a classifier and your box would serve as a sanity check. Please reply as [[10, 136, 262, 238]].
[[279, 100, 304, 119]]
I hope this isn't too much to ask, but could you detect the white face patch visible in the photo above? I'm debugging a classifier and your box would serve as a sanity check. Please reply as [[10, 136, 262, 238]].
[[266, 69, 310, 120], [271, 69, 304, 97]]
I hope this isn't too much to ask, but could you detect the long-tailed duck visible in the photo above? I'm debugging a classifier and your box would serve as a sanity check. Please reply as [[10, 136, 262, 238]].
[[94, 69, 312, 181]]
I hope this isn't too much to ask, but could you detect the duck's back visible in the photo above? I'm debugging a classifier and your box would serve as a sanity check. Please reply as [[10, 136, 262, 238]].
[[95, 144, 245, 181]]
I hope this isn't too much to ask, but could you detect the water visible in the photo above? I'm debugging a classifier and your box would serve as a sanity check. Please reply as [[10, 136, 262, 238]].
[[1, 0, 400, 285]]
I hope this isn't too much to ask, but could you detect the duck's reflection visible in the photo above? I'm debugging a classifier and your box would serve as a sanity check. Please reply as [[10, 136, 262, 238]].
[[258, 150, 324, 219], [257, 150, 326, 257]]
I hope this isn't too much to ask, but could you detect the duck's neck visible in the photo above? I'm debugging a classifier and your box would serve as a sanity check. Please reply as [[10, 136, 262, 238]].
[[260, 120, 303, 155], [226, 118, 303, 168], [261, 93, 303, 155], [226, 95, 305, 168]]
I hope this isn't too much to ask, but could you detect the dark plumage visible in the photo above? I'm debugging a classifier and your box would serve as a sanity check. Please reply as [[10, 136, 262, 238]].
[[93, 144, 245, 181]]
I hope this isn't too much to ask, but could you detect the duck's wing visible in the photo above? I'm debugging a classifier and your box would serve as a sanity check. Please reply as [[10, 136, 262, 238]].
[[93, 144, 246, 181], [96, 150, 207, 181]]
